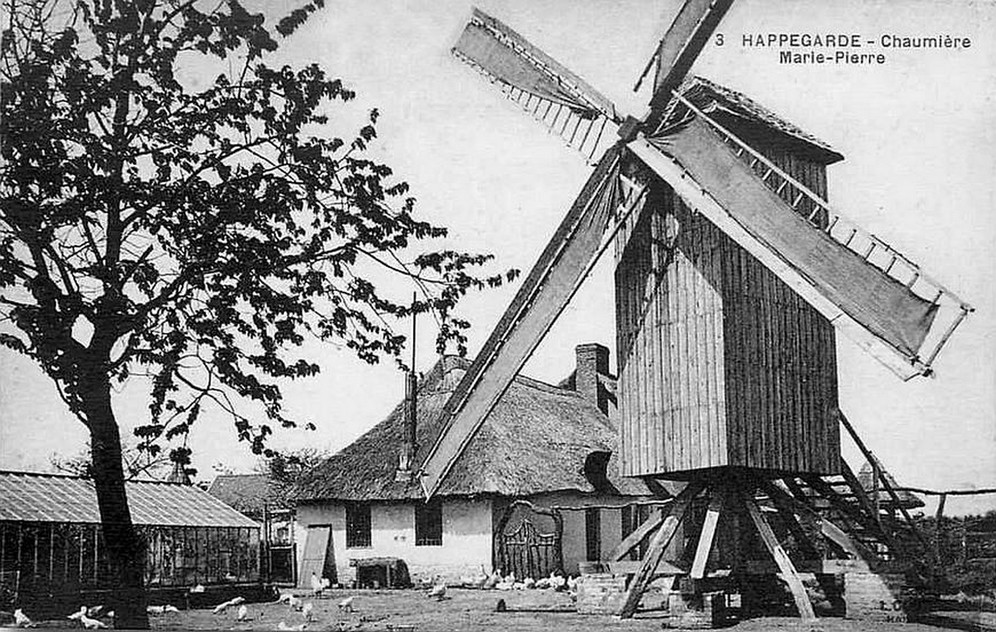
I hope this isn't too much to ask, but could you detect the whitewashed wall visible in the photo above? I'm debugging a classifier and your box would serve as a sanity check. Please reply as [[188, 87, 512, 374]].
[[297, 497, 493, 585]]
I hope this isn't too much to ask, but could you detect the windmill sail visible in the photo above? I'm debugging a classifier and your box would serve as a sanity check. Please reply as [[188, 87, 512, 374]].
[[419, 147, 650, 498], [453, 8, 619, 161], [645, 0, 735, 121], [628, 101, 971, 380]]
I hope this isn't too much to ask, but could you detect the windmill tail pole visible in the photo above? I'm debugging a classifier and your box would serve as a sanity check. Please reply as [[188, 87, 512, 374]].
[[838, 409, 930, 551]]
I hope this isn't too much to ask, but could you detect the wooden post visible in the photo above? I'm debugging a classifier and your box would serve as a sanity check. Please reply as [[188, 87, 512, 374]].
[[77, 525, 84, 585], [16, 524, 23, 580], [47, 523, 55, 582], [743, 493, 816, 620], [92, 524, 99, 583], [619, 480, 703, 619], [691, 489, 723, 579], [933, 493, 947, 566]]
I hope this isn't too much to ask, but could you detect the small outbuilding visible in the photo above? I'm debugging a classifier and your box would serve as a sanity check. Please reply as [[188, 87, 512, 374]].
[[0, 470, 261, 605], [208, 473, 301, 584]]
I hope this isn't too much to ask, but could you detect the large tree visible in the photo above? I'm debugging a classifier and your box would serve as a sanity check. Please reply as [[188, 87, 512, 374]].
[[0, 0, 511, 626]]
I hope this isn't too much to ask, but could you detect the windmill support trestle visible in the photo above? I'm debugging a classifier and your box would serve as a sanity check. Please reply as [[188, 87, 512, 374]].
[[575, 461, 924, 627]]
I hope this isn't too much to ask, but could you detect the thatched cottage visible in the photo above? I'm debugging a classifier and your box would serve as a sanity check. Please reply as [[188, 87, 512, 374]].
[[292, 344, 659, 586]]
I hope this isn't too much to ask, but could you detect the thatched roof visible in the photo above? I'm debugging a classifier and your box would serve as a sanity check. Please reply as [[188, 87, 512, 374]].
[[673, 76, 844, 165], [292, 356, 651, 502], [857, 458, 925, 510]]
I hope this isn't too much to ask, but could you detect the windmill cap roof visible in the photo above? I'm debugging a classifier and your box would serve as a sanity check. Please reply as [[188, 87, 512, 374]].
[[676, 76, 844, 165]]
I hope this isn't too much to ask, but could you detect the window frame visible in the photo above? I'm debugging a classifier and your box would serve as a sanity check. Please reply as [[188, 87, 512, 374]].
[[414, 499, 443, 547], [345, 503, 372, 549]]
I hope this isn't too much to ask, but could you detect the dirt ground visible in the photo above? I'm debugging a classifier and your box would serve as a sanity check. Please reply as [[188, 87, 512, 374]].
[[130, 588, 971, 632]]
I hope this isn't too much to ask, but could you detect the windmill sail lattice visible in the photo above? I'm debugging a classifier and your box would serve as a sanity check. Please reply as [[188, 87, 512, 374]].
[[631, 96, 971, 379], [453, 8, 619, 161]]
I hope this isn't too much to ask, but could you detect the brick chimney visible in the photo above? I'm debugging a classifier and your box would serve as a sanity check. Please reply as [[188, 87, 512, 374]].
[[575, 343, 610, 415]]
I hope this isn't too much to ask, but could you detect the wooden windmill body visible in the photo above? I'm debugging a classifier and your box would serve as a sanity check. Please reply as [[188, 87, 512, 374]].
[[614, 80, 842, 479], [416, 0, 973, 621]]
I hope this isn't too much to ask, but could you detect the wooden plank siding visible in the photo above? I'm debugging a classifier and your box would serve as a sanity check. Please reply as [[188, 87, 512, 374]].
[[614, 138, 839, 478]]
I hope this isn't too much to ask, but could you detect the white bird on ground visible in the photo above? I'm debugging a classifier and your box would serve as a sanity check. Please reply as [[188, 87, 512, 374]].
[[427, 581, 447, 600], [146, 605, 178, 615], [549, 572, 567, 591], [301, 602, 314, 621], [212, 596, 246, 614], [338, 596, 355, 613], [68, 606, 87, 621], [483, 571, 501, 590], [277, 622, 306, 631], [236, 605, 249, 621], [14, 609, 34, 628], [80, 613, 108, 630], [310, 572, 322, 595], [189, 584, 206, 593]]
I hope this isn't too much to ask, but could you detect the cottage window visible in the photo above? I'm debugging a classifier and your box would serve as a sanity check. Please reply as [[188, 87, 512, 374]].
[[585, 507, 601, 561], [345, 503, 371, 548], [415, 499, 443, 546]]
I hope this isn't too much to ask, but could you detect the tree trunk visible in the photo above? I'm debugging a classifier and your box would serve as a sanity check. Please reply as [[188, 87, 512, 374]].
[[83, 373, 150, 629]]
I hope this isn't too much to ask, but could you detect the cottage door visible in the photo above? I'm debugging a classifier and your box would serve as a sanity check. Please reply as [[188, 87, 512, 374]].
[[298, 525, 337, 589], [494, 501, 563, 580]]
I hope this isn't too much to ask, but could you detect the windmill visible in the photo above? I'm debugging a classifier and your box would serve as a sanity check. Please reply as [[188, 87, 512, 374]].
[[418, 1, 973, 620]]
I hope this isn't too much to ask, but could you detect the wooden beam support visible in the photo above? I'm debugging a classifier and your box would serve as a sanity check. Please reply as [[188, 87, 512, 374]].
[[762, 482, 819, 560], [759, 479, 874, 567], [691, 488, 723, 579], [743, 493, 816, 620], [619, 480, 704, 618], [608, 508, 665, 562], [838, 411, 928, 549], [933, 493, 947, 566]]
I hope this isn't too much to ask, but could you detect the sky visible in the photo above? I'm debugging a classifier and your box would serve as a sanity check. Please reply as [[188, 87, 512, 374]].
[[1, 0, 994, 515]]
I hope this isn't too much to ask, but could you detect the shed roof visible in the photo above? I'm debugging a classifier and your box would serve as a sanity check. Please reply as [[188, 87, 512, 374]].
[[674, 76, 844, 165], [208, 474, 292, 517], [0, 470, 259, 528], [292, 356, 651, 502]]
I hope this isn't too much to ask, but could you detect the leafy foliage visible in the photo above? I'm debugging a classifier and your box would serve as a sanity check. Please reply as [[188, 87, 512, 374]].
[[256, 446, 330, 485], [49, 439, 175, 479], [1, 0, 514, 463]]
